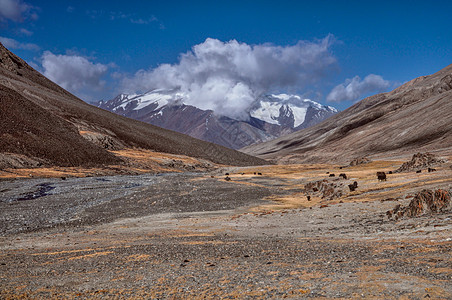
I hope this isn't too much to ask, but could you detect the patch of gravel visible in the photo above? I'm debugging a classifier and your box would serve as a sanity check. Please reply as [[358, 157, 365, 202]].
[[0, 173, 273, 236]]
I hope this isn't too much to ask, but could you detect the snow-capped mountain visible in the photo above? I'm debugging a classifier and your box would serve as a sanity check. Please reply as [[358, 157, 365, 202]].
[[98, 89, 337, 149], [251, 94, 337, 130], [98, 89, 184, 115]]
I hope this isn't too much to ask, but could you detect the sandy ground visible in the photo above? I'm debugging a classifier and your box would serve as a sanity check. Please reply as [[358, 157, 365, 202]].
[[1, 160, 451, 299]]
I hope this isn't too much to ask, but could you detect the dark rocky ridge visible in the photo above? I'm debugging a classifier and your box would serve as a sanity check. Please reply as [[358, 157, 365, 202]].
[[0, 43, 268, 168]]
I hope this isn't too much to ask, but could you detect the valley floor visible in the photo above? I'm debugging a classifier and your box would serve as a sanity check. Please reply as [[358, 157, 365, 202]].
[[0, 159, 451, 299]]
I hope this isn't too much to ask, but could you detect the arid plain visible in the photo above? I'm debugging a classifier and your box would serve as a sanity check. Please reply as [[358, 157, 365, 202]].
[[1, 150, 451, 299]]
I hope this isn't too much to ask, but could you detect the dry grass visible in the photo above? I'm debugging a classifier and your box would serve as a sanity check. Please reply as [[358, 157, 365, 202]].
[[0, 148, 216, 179], [111, 148, 208, 166], [228, 159, 452, 211]]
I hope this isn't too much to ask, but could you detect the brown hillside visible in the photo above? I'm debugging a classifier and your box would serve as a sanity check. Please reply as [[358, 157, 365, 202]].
[[0, 43, 268, 168], [242, 64, 452, 163], [0, 85, 121, 167]]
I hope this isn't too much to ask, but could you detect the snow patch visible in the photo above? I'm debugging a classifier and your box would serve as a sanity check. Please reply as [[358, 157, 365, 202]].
[[132, 93, 171, 111], [250, 101, 282, 125], [290, 106, 307, 127]]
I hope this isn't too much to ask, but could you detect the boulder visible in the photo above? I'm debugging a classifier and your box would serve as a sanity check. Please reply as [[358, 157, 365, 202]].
[[387, 189, 451, 220], [349, 157, 371, 166], [395, 152, 445, 173]]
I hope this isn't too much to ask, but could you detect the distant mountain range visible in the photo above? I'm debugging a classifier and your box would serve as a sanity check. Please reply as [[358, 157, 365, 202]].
[[98, 90, 337, 149], [243, 64, 452, 164]]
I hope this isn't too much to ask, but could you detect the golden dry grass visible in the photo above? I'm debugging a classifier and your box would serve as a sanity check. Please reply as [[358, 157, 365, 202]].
[[0, 148, 214, 179], [227, 160, 452, 211]]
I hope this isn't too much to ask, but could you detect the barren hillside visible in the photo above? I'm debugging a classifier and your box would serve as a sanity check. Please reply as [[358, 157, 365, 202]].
[[242, 64, 452, 163]]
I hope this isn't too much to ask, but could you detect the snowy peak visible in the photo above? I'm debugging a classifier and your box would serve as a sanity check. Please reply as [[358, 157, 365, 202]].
[[250, 94, 337, 129], [101, 89, 185, 114]]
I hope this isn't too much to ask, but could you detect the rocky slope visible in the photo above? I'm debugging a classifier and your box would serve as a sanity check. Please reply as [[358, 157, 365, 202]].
[[98, 91, 336, 149], [242, 64, 452, 163], [0, 43, 267, 168]]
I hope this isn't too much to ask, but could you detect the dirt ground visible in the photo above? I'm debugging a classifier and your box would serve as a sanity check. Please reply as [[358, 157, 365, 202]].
[[1, 158, 451, 299]]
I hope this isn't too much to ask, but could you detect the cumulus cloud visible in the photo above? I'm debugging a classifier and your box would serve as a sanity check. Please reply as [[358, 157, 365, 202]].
[[41, 51, 108, 100], [121, 36, 337, 120], [0, 36, 39, 50], [326, 74, 390, 103], [0, 0, 37, 22]]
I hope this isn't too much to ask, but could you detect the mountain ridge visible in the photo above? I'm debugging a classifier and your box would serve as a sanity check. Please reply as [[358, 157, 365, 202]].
[[98, 90, 337, 149], [242, 63, 452, 163]]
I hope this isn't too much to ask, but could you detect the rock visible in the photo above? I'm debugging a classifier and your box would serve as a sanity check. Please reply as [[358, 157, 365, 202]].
[[395, 152, 445, 173], [387, 189, 451, 219], [80, 131, 124, 150], [305, 179, 344, 200], [339, 173, 347, 179], [349, 157, 371, 166]]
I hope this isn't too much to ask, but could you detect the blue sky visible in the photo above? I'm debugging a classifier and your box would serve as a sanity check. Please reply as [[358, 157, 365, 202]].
[[1, 0, 451, 112]]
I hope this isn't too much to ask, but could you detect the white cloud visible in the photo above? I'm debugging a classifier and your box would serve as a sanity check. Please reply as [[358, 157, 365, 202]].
[[109, 11, 131, 21], [86, 10, 162, 27], [0, 0, 36, 22], [41, 51, 108, 100], [130, 16, 157, 24], [121, 36, 337, 120], [19, 28, 33, 36], [326, 74, 390, 103], [0, 36, 39, 50]]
